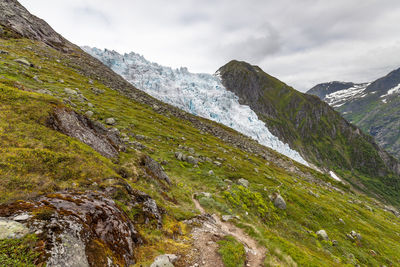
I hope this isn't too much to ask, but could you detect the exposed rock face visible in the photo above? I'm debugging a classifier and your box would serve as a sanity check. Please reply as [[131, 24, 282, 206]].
[[141, 155, 171, 185], [0, 191, 143, 266], [48, 107, 124, 158], [0, 0, 75, 50]]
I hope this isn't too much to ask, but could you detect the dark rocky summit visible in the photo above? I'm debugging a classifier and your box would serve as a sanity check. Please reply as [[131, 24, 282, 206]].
[[0, 0, 76, 50]]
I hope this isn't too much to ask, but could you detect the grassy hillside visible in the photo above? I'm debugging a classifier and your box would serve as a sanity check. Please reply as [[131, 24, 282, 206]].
[[1, 35, 400, 266], [218, 60, 400, 207]]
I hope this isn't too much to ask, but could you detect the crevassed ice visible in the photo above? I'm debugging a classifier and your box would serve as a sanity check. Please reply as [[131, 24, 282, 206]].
[[83, 47, 309, 166]]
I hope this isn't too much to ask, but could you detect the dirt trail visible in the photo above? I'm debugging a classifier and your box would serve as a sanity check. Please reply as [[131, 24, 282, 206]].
[[192, 196, 266, 267]]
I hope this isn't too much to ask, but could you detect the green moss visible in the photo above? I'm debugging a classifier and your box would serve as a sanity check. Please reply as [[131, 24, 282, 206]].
[[217, 235, 246, 267], [0, 235, 41, 266]]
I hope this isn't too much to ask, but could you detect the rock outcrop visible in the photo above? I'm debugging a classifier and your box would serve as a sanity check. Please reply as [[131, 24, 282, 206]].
[[0, 191, 143, 266], [48, 107, 124, 158], [0, 0, 76, 51]]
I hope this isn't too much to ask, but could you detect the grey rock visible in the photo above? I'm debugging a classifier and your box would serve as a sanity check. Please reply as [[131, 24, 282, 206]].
[[208, 170, 214, 175], [85, 111, 94, 117], [0, 219, 29, 239], [36, 89, 52, 95], [384, 205, 400, 217], [222, 215, 234, 222], [105, 117, 116, 125], [238, 178, 249, 187], [87, 102, 94, 108], [14, 58, 33, 67], [213, 161, 222, 167], [273, 194, 287, 210], [175, 152, 183, 161], [141, 155, 171, 184], [332, 240, 338, 246], [91, 87, 105, 95], [64, 88, 77, 95], [0, 0, 75, 50], [308, 190, 319, 198], [316, 230, 329, 241], [350, 230, 362, 240], [49, 107, 123, 158], [224, 179, 233, 184], [0, 50, 9, 54], [186, 155, 198, 165], [13, 213, 31, 221], [150, 254, 178, 267], [339, 218, 345, 224], [33, 75, 42, 83]]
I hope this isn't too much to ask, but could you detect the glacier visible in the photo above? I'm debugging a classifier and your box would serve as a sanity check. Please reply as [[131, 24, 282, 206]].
[[83, 47, 308, 166]]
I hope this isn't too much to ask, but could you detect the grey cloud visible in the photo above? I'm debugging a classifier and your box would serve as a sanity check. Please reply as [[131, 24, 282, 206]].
[[19, 0, 400, 92]]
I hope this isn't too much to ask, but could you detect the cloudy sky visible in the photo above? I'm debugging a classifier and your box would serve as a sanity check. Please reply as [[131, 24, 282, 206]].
[[20, 0, 400, 91]]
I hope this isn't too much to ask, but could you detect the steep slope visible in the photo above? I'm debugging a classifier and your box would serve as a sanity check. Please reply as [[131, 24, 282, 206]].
[[2, 1, 400, 266], [308, 68, 400, 159], [83, 47, 308, 165], [218, 60, 400, 203]]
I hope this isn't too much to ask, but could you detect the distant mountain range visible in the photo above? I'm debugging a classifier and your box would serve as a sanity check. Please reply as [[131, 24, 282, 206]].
[[308, 68, 400, 159]]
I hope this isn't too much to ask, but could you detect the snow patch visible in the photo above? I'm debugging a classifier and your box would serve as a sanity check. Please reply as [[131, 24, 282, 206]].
[[324, 83, 370, 107], [380, 83, 400, 98], [83, 47, 309, 166]]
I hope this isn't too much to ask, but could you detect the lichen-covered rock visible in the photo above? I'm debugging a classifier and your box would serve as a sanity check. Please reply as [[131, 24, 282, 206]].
[[0, 191, 143, 266], [105, 117, 116, 125], [48, 107, 124, 158], [0, 219, 29, 239], [316, 230, 329, 241], [14, 58, 33, 67], [141, 155, 171, 185], [272, 193, 287, 210], [237, 178, 249, 188], [150, 254, 178, 267]]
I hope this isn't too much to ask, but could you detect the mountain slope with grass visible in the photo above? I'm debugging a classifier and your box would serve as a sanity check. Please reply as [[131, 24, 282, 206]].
[[308, 68, 400, 160], [218, 60, 400, 206], [1, 1, 400, 266]]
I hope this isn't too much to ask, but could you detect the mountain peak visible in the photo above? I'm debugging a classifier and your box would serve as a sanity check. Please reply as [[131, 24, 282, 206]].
[[0, 0, 75, 51]]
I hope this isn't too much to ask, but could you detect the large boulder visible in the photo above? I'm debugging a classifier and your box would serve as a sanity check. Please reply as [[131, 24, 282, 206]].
[[237, 178, 249, 188], [48, 107, 124, 158], [0, 191, 143, 266], [150, 254, 178, 267], [316, 230, 329, 241], [141, 155, 171, 185], [272, 193, 287, 210]]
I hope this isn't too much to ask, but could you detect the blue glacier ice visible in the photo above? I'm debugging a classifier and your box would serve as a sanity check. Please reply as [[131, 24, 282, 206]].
[[83, 47, 308, 166]]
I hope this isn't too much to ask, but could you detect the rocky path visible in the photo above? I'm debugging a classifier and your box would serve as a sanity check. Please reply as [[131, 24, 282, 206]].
[[192, 196, 266, 267]]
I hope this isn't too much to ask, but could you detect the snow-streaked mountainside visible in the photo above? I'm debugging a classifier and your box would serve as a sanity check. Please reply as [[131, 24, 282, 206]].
[[310, 82, 371, 107], [307, 67, 400, 159], [83, 47, 308, 166]]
